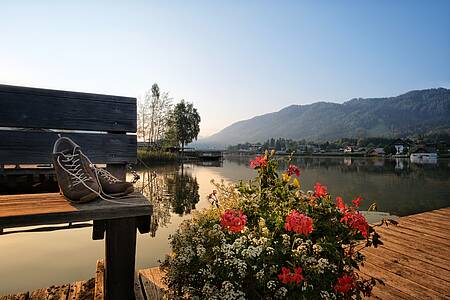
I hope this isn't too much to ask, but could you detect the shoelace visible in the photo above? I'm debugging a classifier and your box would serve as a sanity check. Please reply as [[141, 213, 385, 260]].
[[57, 148, 91, 187], [96, 168, 120, 184]]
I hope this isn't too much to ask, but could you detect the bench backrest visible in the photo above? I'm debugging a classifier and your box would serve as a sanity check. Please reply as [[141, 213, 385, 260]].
[[0, 85, 137, 169]]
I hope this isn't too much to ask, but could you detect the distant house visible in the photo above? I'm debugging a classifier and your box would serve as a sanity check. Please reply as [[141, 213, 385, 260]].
[[391, 139, 413, 155], [344, 146, 355, 153], [248, 144, 262, 152], [367, 148, 385, 157], [410, 145, 437, 162]]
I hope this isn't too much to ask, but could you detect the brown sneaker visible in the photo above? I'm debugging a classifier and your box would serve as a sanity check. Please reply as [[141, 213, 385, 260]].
[[52, 137, 100, 203], [92, 166, 134, 197]]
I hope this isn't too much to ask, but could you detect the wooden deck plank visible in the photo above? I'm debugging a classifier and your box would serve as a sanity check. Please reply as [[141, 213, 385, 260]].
[[362, 245, 450, 282], [359, 271, 416, 300], [0, 293, 28, 300], [67, 279, 95, 300], [399, 218, 450, 233], [360, 261, 447, 299], [413, 211, 450, 222], [29, 284, 69, 300], [376, 227, 450, 260], [380, 223, 450, 247], [429, 208, 450, 216], [0, 192, 152, 229], [362, 251, 450, 295], [395, 221, 450, 241], [139, 268, 166, 300], [94, 260, 104, 300], [403, 215, 450, 228]]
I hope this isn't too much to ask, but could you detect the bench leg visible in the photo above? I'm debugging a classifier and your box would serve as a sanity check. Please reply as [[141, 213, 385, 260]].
[[104, 217, 137, 300]]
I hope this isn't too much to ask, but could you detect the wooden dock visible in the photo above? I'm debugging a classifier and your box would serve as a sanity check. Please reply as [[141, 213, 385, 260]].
[[360, 207, 450, 299], [2, 207, 449, 299]]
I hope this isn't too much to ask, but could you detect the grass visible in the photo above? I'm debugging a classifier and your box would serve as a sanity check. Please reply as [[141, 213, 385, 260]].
[[137, 149, 179, 165]]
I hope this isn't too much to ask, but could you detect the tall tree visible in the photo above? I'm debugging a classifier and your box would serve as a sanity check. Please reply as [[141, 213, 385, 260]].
[[168, 100, 201, 156], [137, 83, 173, 148]]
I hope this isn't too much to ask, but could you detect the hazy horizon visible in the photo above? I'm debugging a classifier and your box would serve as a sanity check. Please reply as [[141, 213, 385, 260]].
[[1, 1, 449, 137]]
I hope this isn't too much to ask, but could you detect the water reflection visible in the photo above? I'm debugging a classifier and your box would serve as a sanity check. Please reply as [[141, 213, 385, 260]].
[[0, 157, 449, 295], [226, 156, 450, 216], [133, 164, 200, 236]]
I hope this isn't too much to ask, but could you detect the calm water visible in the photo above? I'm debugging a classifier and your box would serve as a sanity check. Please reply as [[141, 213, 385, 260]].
[[1, 156, 449, 295]]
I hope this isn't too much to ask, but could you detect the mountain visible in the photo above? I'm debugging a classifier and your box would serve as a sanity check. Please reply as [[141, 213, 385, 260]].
[[200, 88, 450, 146]]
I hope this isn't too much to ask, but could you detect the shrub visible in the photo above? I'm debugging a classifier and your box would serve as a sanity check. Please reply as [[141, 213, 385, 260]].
[[161, 152, 382, 299]]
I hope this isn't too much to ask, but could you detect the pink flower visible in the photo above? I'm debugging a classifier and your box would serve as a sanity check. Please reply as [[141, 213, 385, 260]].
[[314, 182, 328, 198], [220, 209, 247, 233], [278, 267, 304, 284], [334, 274, 354, 293], [352, 196, 363, 208], [249, 155, 268, 169], [284, 210, 314, 236], [336, 196, 346, 212], [341, 210, 369, 238], [287, 164, 300, 177]]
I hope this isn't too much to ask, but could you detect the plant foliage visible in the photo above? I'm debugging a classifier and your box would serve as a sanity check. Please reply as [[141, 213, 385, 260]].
[[161, 152, 383, 299]]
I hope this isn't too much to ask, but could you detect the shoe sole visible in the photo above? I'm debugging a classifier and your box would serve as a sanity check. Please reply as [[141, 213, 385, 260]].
[[105, 186, 134, 198], [60, 188, 99, 203]]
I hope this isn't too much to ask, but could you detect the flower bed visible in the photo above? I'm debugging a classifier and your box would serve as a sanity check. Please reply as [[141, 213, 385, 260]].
[[161, 152, 383, 299]]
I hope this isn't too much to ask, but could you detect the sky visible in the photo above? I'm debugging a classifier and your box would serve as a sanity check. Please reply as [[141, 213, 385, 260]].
[[1, 1, 449, 137]]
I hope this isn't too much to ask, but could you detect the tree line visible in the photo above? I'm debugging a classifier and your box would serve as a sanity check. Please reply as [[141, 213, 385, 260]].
[[137, 83, 200, 153], [227, 135, 450, 154]]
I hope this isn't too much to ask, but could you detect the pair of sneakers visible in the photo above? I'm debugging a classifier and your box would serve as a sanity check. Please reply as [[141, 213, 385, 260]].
[[53, 137, 134, 203]]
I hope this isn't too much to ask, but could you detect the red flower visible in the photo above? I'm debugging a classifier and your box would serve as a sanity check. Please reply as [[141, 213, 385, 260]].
[[314, 182, 328, 198], [336, 196, 346, 212], [284, 210, 314, 236], [249, 155, 268, 169], [220, 209, 247, 233], [278, 267, 304, 284], [352, 196, 363, 208], [287, 164, 300, 177], [334, 274, 354, 293], [341, 210, 369, 238]]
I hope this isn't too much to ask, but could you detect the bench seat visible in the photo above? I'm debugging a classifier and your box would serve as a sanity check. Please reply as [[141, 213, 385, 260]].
[[0, 192, 152, 229]]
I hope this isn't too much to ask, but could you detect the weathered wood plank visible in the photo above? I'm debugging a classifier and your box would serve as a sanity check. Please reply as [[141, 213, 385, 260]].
[[67, 279, 95, 300], [0, 192, 152, 229], [362, 251, 450, 295], [402, 219, 448, 232], [403, 215, 450, 229], [359, 271, 418, 300], [380, 223, 450, 247], [0, 84, 136, 132], [0, 292, 29, 300], [428, 208, 450, 216], [379, 230, 450, 262], [29, 284, 69, 300], [0, 130, 136, 165], [94, 260, 105, 300], [376, 227, 450, 260], [360, 261, 447, 299], [362, 245, 450, 282], [134, 273, 145, 300], [139, 268, 166, 300], [395, 221, 450, 240]]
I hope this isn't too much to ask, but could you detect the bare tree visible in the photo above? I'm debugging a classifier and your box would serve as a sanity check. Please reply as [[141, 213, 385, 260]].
[[137, 83, 173, 148]]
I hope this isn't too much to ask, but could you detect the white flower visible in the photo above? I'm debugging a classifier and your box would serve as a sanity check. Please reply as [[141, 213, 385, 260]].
[[275, 287, 288, 298], [267, 280, 277, 291]]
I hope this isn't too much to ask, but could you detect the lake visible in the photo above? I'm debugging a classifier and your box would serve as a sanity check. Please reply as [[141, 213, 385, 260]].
[[1, 156, 449, 295]]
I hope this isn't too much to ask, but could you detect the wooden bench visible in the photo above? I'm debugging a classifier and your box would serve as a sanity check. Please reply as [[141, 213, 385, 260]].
[[0, 84, 152, 300]]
